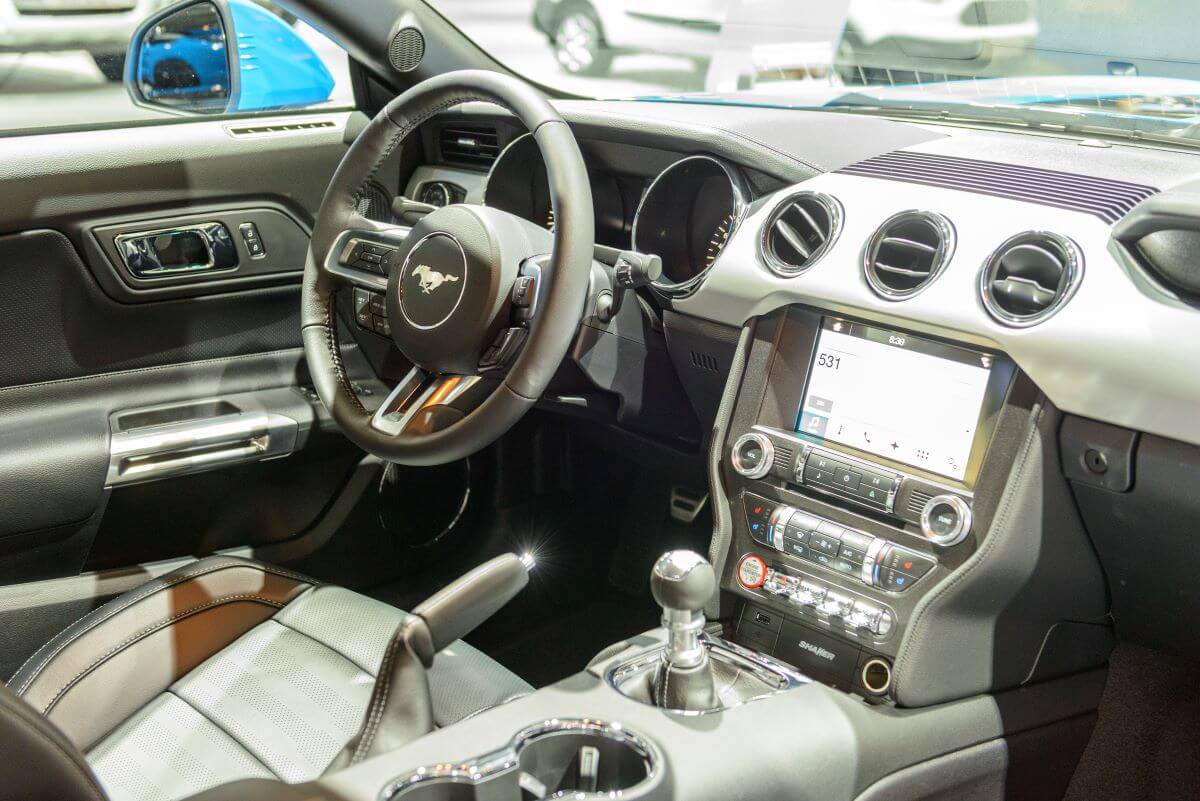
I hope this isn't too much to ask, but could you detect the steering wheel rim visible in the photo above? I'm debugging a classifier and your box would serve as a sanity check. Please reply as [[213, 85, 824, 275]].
[[301, 70, 594, 465]]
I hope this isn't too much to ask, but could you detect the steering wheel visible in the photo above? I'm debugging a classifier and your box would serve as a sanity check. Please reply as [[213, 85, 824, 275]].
[[302, 70, 594, 466]]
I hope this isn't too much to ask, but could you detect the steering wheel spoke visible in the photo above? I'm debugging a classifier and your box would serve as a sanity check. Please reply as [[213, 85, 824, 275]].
[[324, 214, 412, 292], [371, 369, 499, 436]]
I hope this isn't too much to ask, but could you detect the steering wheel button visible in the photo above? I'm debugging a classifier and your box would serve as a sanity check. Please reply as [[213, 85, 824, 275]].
[[511, 275, 536, 307], [480, 327, 527, 369]]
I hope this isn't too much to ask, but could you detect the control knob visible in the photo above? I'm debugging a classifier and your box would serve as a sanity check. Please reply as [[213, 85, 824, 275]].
[[920, 494, 973, 547], [731, 433, 774, 480]]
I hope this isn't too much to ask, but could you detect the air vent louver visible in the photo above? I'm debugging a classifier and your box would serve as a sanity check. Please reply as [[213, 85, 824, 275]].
[[863, 211, 955, 299], [907, 489, 934, 517], [760, 192, 842, 277], [439, 125, 500, 166], [981, 232, 1083, 326]]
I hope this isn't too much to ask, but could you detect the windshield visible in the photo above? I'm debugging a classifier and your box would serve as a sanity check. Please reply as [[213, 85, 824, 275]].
[[426, 0, 1200, 148]]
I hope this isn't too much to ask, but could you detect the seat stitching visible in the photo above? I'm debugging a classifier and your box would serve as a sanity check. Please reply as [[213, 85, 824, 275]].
[[3, 698, 107, 801], [13, 560, 238, 691], [13, 560, 311, 692], [351, 628, 405, 763], [323, 297, 367, 415], [40, 594, 288, 716], [271, 614, 407, 678]]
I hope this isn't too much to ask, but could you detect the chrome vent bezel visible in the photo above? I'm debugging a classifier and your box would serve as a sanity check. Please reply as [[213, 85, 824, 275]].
[[759, 191, 844, 277], [862, 210, 956, 300], [980, 231, 1084, 328]]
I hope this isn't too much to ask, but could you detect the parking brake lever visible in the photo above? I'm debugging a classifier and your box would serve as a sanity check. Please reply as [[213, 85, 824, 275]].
[[410, 552, 532, 663], [326, 553, 531, 770]]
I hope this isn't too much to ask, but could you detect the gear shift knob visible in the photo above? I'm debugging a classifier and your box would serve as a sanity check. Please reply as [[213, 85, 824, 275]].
[[651, 550, 716, 612], [651, 550, 715, 674]]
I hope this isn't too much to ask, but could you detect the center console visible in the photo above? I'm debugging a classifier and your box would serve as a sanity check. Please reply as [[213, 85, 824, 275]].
[[719, 307, 1021, 698]]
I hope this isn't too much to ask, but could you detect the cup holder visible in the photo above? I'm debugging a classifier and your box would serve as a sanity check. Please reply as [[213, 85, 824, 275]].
[[383, 719, 659, 801]]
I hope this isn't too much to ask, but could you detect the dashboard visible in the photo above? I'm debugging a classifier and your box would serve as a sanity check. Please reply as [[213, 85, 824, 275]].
[[408, 103, 1200, 455], [392, 98, 1200, 698]]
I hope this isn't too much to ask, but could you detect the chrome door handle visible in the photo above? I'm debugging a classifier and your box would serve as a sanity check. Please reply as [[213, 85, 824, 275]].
[[115, 222, 238, 278]]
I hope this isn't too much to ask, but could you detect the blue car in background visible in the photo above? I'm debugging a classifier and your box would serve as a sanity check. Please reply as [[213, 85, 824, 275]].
[[137, 0, 334, 113]]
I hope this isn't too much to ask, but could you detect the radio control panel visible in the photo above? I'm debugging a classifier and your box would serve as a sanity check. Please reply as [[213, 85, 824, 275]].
[[733, 428, 974, 544]]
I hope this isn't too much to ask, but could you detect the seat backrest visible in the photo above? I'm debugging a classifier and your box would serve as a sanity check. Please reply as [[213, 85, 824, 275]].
[[0, 681, 108, 801]]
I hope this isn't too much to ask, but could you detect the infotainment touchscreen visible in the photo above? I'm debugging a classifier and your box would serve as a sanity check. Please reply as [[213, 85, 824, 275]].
[[797, 319, 994, 482]]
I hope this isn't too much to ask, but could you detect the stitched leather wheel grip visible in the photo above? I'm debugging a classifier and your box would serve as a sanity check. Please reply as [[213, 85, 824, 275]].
[[302, 71, 594, 465]]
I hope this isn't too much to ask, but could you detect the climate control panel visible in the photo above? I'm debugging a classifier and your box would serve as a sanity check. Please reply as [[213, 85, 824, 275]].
[[743, 493, 936, 593]]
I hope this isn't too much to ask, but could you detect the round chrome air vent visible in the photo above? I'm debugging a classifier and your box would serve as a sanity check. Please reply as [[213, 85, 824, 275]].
[[760, 192, 843, 277], [863, 211, 956, 300], [980, 231, 1083, 327]]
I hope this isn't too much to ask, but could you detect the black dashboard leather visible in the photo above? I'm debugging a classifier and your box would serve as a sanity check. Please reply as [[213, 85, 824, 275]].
[[557, 99, 946, 181]]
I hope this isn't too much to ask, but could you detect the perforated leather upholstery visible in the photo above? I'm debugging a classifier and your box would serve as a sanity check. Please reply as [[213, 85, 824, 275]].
[[5, 557, 531, 801]]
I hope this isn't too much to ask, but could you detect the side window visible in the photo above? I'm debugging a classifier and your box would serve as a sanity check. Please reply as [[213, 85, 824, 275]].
[[0, 0, 353, 136]]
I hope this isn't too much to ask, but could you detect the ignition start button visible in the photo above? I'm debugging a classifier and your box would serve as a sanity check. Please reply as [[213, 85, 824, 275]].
[[737, 553, 768, 589]]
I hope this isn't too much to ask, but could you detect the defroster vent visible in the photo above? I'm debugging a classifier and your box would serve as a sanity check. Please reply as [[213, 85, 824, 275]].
[[839, 151, 1156, 225]]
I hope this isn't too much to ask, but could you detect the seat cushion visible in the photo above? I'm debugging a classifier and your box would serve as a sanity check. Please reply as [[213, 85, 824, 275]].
[[8, 557, 531, 801]]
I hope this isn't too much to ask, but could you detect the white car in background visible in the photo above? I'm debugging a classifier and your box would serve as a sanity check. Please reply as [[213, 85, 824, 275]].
[[531, 0, 728, 77], [531, 0, 849, 91], [0, 0, 172, 79], [838, 0, 1039, 84], [533, 0, 1039, 89]]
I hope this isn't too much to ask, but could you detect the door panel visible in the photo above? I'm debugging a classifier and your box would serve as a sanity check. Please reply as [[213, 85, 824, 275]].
[[0, 113, 357, 233], [0, 111, 389, 586], [0, 230, 303, 387]]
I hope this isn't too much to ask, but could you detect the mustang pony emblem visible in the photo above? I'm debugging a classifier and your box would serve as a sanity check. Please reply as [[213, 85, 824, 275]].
[[411, 264, 460, 294]]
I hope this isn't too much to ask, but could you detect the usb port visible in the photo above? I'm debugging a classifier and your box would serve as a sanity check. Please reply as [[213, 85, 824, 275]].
[[754, 611, 774, 626]]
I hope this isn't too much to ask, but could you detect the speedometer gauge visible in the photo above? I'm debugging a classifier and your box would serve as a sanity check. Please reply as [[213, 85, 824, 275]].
[[705, 212, 737, 268], [632, 155, 747, 297]]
